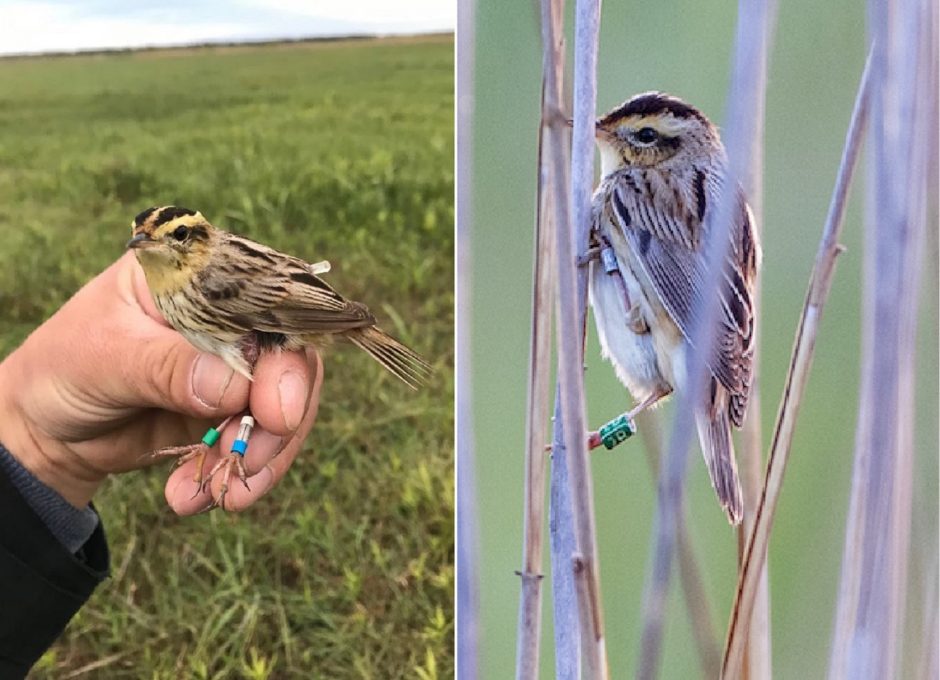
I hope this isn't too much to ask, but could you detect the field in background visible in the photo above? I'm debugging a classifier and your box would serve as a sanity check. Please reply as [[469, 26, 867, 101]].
[[0, 35, 453, 678], [471, 1, 937, 677]]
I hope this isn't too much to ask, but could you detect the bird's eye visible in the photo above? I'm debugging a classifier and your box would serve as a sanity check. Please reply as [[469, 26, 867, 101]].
[[635, 127, 659, 144], [172, 225, 189, 241]]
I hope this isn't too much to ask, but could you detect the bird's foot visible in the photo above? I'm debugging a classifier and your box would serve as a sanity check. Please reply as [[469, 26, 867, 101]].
[[204, 453, 251, 510], [545, 431, 611, 454], [150, 443, 212, 498], [576, 247, 601, 267], [147, 416, 234, 498], [203, 415, 256, 510]]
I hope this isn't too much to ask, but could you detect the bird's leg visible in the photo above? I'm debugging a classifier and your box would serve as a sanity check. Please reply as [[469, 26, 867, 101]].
[[148, 416, 234, 495], [595, 235, 650, 336], [204, 415, 255, 510], [587, 387, 673, 450], [152, 339, 262, 505], [198, 339, 264, 508], [625, 387, 673, 420], [576, 246, 601, 267]]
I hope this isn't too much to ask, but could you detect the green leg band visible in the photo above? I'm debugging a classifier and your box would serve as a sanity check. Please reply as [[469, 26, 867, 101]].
[[201, 428, 221, 447], [599, 414, 635, 450]]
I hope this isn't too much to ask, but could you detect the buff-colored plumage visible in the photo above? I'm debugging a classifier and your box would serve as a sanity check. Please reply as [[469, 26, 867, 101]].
[[128, 205, 430, 508], [128, 206, 430, 389], [588, 92, 759, 524]]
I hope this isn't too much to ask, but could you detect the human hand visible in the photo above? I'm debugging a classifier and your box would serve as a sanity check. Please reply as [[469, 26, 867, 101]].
[[0, 252, 321, 514]]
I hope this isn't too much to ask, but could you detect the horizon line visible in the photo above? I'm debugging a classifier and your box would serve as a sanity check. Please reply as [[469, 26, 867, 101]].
[[0, 29, 454, 60]]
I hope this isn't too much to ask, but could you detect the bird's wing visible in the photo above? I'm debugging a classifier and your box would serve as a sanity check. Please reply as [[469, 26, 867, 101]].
[[199, 236, 375, 335], [606, 173, 758, 425]]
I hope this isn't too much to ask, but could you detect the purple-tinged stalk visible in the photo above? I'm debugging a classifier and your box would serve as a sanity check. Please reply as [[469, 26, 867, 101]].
[[456, 0, 479, 675], [827, 0, 935, 674], [722, 50, 874, 679], [514, 38, 557, 680], [736, 2, 777, 678], [541, 0, 609, 676], [636, 410, 721, 678], [636, 0, 778, 678]]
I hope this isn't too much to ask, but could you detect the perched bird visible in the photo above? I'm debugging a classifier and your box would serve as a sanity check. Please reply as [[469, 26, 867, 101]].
[[128, 205, 430, 506], [586, 92, 759, 524]]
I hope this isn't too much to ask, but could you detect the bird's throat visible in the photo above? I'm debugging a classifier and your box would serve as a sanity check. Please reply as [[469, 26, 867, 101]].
[[136, 250, 192, 296]]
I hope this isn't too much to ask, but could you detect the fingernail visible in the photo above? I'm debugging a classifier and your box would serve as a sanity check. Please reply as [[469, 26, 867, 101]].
[[257, 466, 275, 496], [278, 370, 306, 431], [192, 354, 235, 409]]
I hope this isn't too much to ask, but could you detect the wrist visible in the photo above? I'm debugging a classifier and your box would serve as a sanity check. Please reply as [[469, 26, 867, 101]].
[[0, 359, 103, 508]]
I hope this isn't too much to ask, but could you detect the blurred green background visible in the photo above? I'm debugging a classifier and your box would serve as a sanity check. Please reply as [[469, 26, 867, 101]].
[[470, 1, 937, 678], [0, 36, 453, 678]]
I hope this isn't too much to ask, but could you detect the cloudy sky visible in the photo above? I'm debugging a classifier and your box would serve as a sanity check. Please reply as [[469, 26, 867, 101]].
[[0, 0, 454, 55]]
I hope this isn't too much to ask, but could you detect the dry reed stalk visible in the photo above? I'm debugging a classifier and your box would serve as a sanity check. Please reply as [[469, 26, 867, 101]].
[[547, 0, 609, 675], [536, 0, 610, 675], [636, 1, 776, 677], [734, 3, 776, 678], [539, 0, 581, 674], [567, 4, 607, 677], [515, 66, 558, 680], [455, 0, 479, 676], [537, 0, 585, 676], [721, 51, 873, 679], [826, 0, 934, 674], [549, 398, 582, 679]]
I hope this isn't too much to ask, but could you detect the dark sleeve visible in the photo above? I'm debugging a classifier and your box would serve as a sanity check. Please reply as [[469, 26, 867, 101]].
[[0, 448, 109, 677]]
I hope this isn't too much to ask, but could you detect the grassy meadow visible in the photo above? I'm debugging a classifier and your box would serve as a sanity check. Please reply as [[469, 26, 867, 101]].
[[0, 36, 453, 678], [471, 1, 937, 677]]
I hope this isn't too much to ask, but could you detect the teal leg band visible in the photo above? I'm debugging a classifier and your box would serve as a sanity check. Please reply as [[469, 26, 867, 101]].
[[599, 414, 635, 450], [201, 428, 221, 447]]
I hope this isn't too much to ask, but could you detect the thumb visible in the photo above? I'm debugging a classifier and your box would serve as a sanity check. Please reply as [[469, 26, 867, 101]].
[[116, 324, 250, 419], [70, 255, 254, 419]]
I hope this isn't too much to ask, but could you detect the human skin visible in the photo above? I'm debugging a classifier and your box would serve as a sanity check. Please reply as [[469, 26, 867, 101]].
[[0, 252, 321, 515]]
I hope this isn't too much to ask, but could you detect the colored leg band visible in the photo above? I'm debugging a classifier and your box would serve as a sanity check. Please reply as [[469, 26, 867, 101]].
[[201, 428, 221, 447], [231, 439, 248, 456], [600, 245, 620, 274], [599, 414, 635, 450]]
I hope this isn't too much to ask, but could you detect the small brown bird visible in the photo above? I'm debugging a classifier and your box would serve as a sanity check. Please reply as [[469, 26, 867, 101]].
[[128, 205, 430, 505], [586, 92, 759, 524]]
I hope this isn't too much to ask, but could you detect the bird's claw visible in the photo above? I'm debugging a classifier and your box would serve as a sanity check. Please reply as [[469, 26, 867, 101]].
[[205, 453, 251, 510], [148, 442, 211, 494], [576, 247, 601, 267], [544, 432, 606, 453]]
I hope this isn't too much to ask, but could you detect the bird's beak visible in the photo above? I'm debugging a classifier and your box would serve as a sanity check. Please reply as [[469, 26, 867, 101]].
[[126, 233, 157, 250], [594, 120, 613, 141], [566, 117, 611, 141]]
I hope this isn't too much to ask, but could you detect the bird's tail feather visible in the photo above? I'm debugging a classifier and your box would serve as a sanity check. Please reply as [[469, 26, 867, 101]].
[[695, 409, 743, 525], [347, 326, 431, 390]]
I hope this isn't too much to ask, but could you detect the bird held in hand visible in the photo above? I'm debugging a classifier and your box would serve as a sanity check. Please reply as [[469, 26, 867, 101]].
[[128, 205, 430, 507], [586, 92, 759, 525]]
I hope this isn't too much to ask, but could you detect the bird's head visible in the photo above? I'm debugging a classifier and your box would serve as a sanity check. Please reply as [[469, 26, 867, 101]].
[[593, 92, 720, 175], [127, 206, 214, 274]]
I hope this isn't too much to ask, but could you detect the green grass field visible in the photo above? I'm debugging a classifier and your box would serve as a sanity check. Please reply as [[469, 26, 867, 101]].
[[0, 35, 453, 678]]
